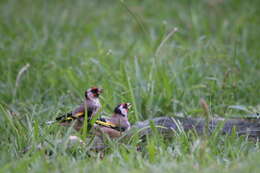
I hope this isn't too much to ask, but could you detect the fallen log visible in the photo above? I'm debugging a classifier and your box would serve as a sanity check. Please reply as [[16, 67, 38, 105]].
[[80, 116, 260, 151], [127, 116, 260, 140]]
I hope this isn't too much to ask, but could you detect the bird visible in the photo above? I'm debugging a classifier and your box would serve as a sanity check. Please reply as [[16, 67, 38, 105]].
[[93, 103, 131, 138], [52, 87, 103, 130]]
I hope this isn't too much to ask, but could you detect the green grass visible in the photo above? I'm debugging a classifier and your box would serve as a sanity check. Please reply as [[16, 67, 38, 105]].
[[0, 0, 260, 172]]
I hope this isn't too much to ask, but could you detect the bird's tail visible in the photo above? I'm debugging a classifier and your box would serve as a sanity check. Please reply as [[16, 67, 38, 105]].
[[45, 120, 56, 125], [45, 112, 73, 125]]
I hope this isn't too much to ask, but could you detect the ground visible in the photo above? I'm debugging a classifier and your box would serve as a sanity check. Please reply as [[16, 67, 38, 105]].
[[0, 0, 260, 172]]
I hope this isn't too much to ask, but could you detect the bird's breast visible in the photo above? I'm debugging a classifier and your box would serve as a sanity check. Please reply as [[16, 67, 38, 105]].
[[86, 99, 101, 109]]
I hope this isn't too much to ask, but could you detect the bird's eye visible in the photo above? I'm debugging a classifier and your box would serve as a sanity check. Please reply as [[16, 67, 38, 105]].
[[91, 88, 98, 93]]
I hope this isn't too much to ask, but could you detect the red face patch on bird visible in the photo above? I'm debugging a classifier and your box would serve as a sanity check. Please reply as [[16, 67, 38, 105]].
[[91, 87, 102, 97], [85, 87, 103, 99]]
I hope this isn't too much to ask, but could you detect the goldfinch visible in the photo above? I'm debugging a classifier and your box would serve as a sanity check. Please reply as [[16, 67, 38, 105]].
[[54, 87, 102, 130], [93, 103, 131, 138]]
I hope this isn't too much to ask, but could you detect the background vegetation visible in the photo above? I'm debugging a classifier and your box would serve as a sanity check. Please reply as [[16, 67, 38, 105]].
[[0, 0, 259, 172]]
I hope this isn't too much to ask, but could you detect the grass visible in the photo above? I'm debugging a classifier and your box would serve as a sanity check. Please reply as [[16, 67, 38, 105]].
[[0, 0, 260, 172]]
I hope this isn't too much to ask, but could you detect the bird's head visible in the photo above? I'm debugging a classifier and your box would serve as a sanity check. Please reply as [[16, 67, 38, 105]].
[[114, 103, 132, 117], [85, 87, 103, 99]]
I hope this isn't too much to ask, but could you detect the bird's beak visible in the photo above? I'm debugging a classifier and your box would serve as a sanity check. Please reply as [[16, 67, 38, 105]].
[[126, 103, 132, 109], [98, 88, 103, 94]]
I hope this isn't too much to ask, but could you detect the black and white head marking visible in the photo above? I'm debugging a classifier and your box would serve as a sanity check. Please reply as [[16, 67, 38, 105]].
[[114, 103, 131, 117]]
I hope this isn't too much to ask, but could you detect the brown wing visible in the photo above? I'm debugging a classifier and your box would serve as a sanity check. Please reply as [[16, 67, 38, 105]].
[[56, 104, 85, 122], [73, 104, 95, 119], [72, 104, 85, 118], [95, 118, 127, 132]]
